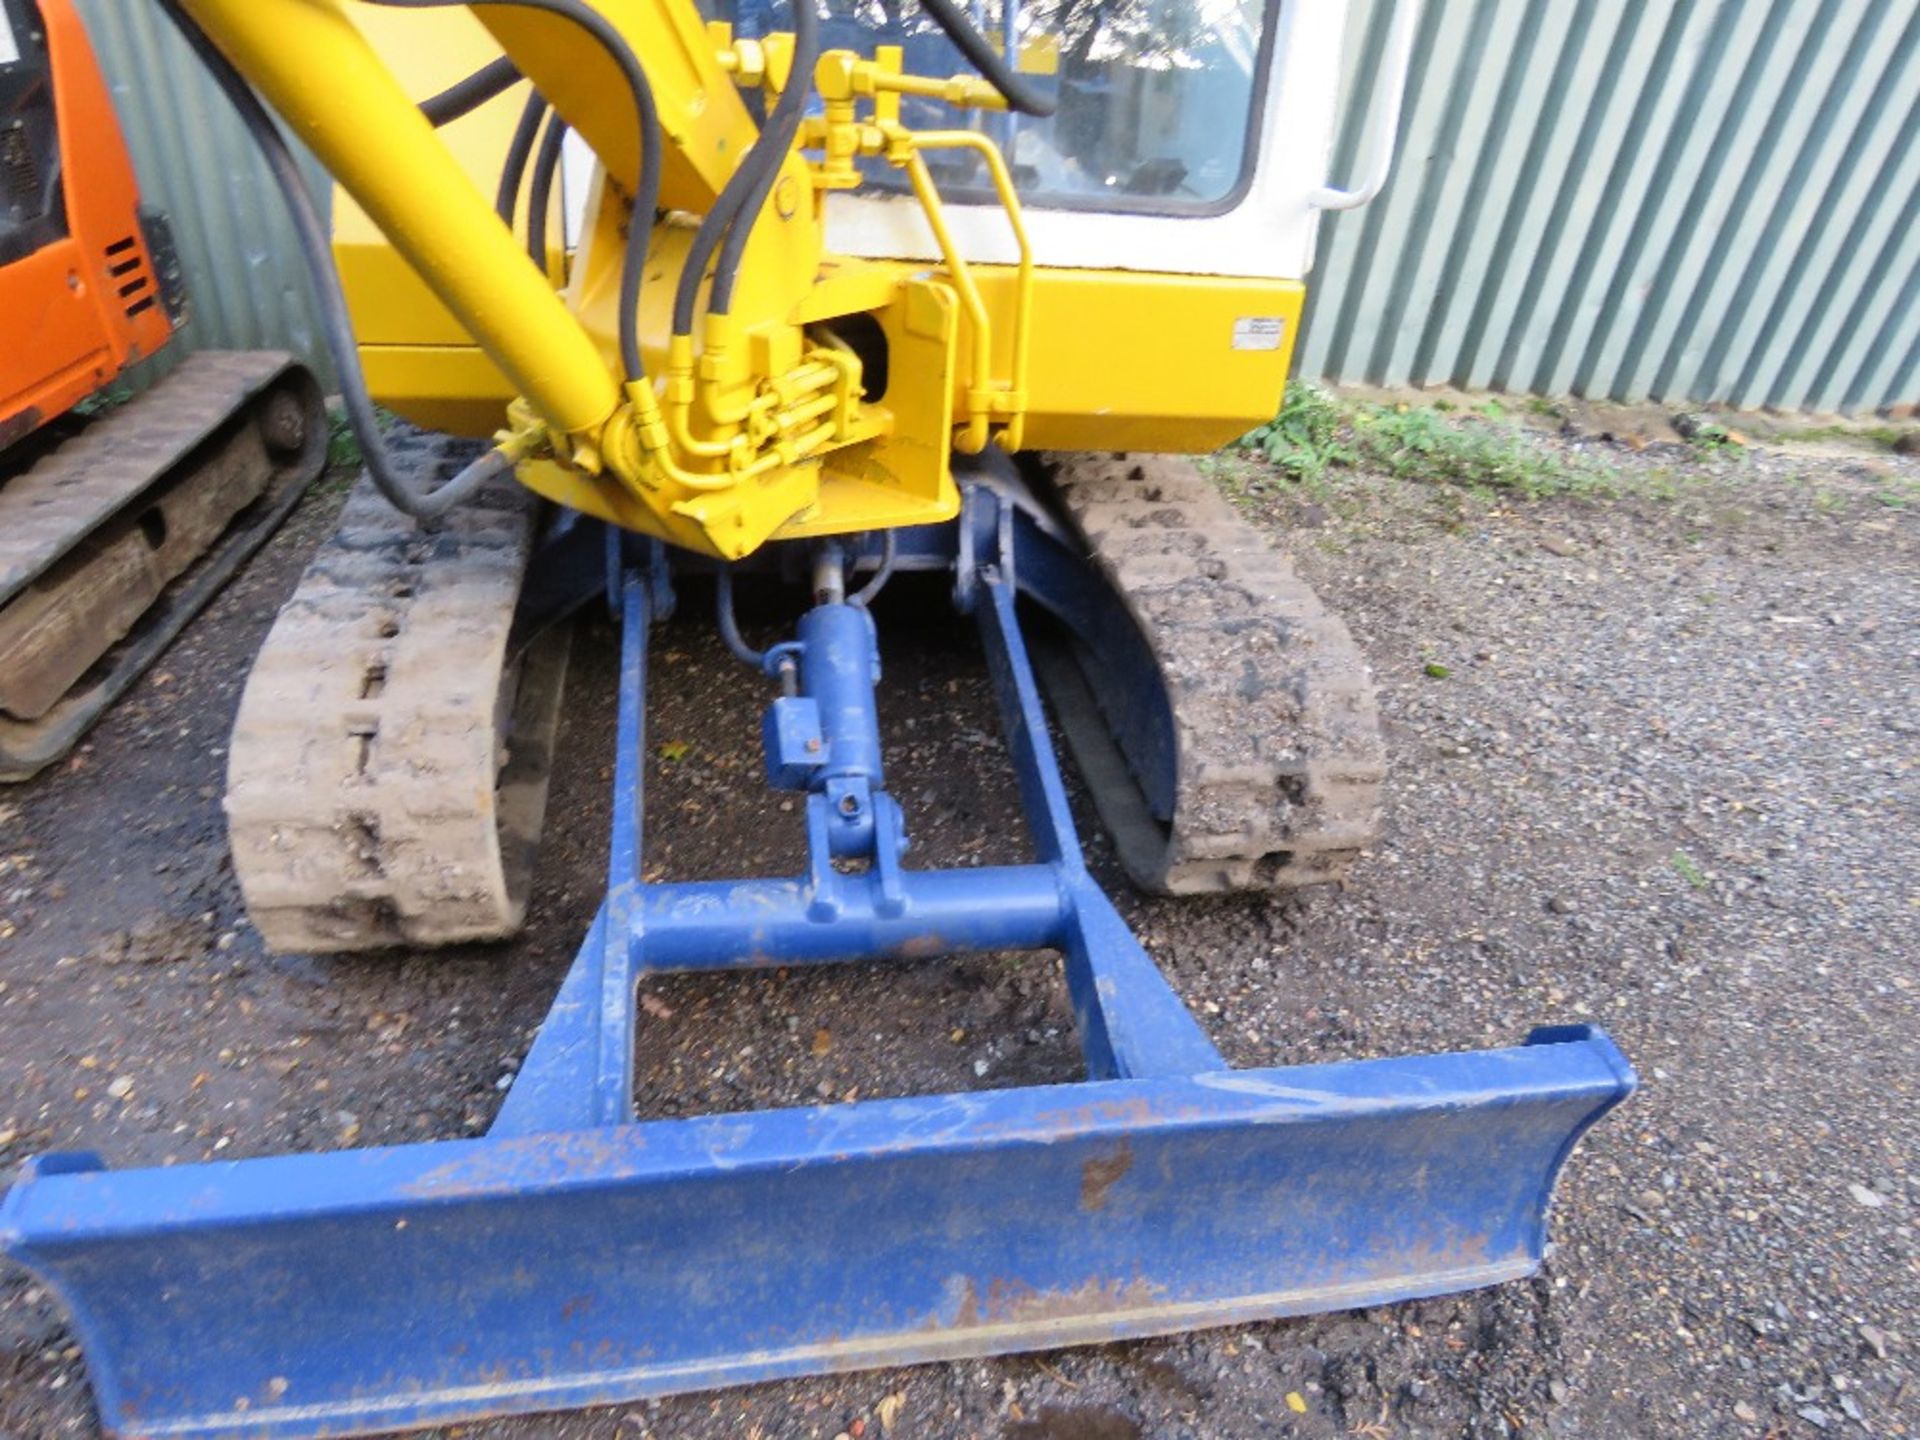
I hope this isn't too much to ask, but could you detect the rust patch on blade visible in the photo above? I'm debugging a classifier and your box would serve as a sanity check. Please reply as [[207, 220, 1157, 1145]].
[[952, 1274, 1166, 1330], [1349, 1230, 1498, 1282], [892, 932, 948, 960], [1078, 1143, 1132, 1212]]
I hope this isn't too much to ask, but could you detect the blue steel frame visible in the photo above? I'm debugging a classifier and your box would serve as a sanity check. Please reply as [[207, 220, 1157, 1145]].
[[0, 484, 1634, 1440]]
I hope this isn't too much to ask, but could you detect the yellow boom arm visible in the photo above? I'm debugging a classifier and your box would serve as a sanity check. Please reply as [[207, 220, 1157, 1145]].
[[180, 0, 1305, 558]]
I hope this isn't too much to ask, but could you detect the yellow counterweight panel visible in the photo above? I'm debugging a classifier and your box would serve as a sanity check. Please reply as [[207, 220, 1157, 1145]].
[[354, 256, 1305, 468], [961, 268, 1306, 453], [790, 261, 1306, 456]]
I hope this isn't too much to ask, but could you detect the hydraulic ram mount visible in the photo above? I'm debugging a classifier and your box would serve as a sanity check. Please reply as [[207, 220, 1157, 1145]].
[[1, 482, 1634, 1440]]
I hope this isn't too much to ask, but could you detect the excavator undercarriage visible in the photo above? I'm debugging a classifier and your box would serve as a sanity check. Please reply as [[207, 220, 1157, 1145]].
[[0, 353, 324, 778]]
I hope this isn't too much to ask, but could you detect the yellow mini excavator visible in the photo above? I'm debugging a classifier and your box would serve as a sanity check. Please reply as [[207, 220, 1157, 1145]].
[[0, 3, 1635, 1436]]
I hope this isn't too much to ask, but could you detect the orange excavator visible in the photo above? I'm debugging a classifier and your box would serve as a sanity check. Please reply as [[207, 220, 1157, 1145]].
[[0, 0, 323, 778]]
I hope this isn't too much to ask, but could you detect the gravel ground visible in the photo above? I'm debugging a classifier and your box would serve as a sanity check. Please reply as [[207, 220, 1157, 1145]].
[[1, 416, 1915, 1440]]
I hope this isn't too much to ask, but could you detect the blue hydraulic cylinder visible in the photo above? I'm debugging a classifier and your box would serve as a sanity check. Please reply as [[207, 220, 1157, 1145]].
[[762, 601, 889, 858], [797, 603, 885, 786]]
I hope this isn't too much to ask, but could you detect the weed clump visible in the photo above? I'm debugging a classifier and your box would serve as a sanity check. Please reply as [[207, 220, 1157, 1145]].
[[1241, 382, 1353, 481], [1241, 385, 1604, 499]]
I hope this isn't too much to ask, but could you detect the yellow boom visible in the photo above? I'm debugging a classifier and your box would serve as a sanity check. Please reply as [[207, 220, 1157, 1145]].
[[181, 0, 1305, 558]]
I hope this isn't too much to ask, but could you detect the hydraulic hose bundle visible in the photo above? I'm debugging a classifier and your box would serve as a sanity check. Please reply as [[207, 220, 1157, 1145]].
[[157, 0, 1053, 522]]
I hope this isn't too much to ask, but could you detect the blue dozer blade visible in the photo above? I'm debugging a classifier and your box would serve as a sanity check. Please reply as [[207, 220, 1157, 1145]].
[[3, 1026, 1631, 1440], [1, 488, 1634, 1439]]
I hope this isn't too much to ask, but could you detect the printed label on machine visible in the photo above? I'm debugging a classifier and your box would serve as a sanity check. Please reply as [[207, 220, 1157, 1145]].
[[0, 13, 20, 67], [1232, 317, 1287, 352]]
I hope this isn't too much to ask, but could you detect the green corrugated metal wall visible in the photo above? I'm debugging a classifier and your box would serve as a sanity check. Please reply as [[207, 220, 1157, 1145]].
[[1299, 0, 1919, 413], [77, 0, 1919, 414]]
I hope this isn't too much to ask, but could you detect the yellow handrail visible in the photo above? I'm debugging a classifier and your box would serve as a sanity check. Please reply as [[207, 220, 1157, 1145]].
[[901, 128, 1033, 454]]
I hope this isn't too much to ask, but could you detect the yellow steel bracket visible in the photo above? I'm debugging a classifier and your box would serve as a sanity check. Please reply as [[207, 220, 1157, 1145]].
[[797, 44, 1032, 454]]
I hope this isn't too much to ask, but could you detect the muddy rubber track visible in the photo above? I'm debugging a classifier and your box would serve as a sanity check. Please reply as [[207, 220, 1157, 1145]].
[[1039, 452, 1385, 894], [226, 433, 568, 953], [0, 352, 323, 780]]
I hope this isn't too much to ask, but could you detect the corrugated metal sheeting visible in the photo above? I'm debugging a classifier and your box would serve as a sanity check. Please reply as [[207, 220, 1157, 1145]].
[[74, 0, 330, 385], [78, 0, 1917, 414], [1298, 0, 1919, 414]]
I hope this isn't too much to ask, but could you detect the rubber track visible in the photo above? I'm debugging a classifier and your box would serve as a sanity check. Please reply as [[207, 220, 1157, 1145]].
[[0, 353, 323, 780], [1039, 452, 1385, 894], [0, 351, 303, 603], [226, 433, 567, 953]]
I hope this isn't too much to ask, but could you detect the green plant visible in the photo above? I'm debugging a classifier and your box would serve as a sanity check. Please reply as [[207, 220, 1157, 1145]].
[[1875, 486, 1911, 510], [1238, 382, 1353, 482], [1348, 403, 1599, 498], [1772, 422, 1904, 450], [1237, 386, 1609, 499], [326, 409, 362, 470]]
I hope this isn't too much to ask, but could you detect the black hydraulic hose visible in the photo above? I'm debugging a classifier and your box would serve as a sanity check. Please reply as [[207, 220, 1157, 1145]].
[[418, 55, 521, 127], [153, 0, 509, 520], [914, 0, 1055, 116], [715, 567, 767, 668], [705, 0, 820, 318], [669, 0, 820, 335], [669, 172, 750, 337], [496, 91, 549, 225], [364, 0, 662, 384], [526, 112, 570, 271]]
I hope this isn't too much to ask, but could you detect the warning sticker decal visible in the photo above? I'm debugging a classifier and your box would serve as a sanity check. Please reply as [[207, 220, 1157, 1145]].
[[1232, 317, 1287, 352]]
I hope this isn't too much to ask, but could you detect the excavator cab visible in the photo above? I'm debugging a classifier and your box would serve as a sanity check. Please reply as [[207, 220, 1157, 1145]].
[[0, 3, 1634, 1436], [804, 0, 1263, 205]]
